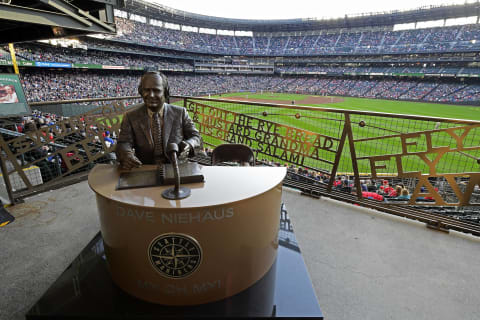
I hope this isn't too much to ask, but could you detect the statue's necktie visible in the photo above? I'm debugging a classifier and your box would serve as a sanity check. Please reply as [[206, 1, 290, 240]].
[[152, 112, 163, 162]]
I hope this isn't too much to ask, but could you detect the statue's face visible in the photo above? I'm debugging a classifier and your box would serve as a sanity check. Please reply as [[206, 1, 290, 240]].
[[140, 74, 165, 111]]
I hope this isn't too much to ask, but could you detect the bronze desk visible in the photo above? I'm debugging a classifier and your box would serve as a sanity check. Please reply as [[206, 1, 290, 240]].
[[88, 164, 286, 305]]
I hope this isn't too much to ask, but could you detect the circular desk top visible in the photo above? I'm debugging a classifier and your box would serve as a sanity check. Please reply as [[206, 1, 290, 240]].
[[88, 164, 286, 209]]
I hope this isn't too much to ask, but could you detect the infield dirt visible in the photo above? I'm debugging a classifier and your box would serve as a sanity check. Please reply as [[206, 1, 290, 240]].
[[223, 95, 344, 105]]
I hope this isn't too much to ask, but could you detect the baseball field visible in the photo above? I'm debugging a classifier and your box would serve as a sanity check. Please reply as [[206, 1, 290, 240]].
[[215, 92, 480, 121], [191, 93, 480, 174]]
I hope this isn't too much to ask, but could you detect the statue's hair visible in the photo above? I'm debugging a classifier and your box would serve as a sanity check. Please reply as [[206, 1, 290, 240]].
[[137, 71, 170, 103]]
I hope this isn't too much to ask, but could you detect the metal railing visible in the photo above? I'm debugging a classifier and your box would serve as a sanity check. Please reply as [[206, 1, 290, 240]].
[[0, 95, 478, 233], [182, 96, 480, 207], [0, 100, 128, 203]]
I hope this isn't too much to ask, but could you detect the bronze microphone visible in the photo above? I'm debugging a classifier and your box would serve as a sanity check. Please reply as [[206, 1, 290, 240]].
[[162, 143, 191, 199], [168, 143, 180, 194]]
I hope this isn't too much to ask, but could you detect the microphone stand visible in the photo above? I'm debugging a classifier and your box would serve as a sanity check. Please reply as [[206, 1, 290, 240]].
[[162, 143, 191, 200]]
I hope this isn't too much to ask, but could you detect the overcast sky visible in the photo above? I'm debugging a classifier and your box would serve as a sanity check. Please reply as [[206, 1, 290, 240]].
[[145, 0, 475, 20]]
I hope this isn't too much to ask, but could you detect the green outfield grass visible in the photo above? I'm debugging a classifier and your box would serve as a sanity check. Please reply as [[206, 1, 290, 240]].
[[217, 93, 480, 121]]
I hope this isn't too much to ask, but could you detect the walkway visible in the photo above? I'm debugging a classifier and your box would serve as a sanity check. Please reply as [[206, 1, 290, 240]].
[[0, 182, 479, 319]]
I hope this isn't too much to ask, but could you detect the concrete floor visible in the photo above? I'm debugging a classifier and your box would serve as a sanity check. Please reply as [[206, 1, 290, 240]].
[[283, 188, 480, 320], [0, 181, 100, 320], [0, 182, 479, 319]]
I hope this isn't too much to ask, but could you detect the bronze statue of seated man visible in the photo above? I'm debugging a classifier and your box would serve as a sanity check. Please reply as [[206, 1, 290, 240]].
[[115, 71, 202, 170]]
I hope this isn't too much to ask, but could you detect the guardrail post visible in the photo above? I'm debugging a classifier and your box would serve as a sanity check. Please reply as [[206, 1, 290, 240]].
[[0, 151, 16, 205], [344, 113, 363, 200], [328, 120, 348, 193]]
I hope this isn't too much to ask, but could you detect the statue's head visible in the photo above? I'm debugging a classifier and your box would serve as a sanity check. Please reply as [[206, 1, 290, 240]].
[[138, 71, 170, 111]]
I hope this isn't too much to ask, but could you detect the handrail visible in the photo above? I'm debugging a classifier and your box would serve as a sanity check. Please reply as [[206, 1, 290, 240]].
[[28, 96, 141, 107], [183, 96, 480, 208], [181, 96, 480, 125], [0, 95, 478, 235], [2, 95, 479, 209], [26, 95, 480, 125]]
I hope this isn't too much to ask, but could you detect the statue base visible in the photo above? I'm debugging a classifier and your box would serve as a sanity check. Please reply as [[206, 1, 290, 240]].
[[26, 225, 322, 318]]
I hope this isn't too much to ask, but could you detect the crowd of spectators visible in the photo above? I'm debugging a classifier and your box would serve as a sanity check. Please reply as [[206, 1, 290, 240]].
[[83, 39, 201, 60], [347, 80, 378, 97], [2, 109, 118, 183], [20, 38, 480, 77], [13, 109, 118, 146], [17, 70, 480, 103], [11, 41, 480, 88], [277, 65, 480, 76], [358, 179, 413, 202], [111, 17, 480, 56], [14, 44, 194, 71], [20, 69, 139, 101], [253, 157, 428, 203], [9, 24, 480, 104], [7, 13, 480, 108], [4, 121, 435, 206]]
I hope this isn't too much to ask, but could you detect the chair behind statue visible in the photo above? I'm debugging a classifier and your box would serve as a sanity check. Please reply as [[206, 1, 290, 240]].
[[211, 144, 255, 166]]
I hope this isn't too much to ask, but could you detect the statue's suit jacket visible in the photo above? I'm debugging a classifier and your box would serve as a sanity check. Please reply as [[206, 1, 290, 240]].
[[115, 103, 202, 164]]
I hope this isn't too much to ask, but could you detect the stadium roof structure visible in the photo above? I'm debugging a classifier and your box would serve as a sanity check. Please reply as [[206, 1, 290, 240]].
[[0, 0, 119, 44], [125, 0, 480, 32]]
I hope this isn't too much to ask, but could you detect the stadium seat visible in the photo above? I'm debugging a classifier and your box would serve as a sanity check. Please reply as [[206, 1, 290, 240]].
[[211, 144, 255, 166]]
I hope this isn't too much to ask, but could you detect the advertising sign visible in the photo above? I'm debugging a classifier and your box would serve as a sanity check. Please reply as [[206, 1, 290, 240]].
[[0, 74, 30, 117], [102, 65, 126, 70], [72, 63, 103, 69], [18, 60, 34, 66], [34, 61, 72, 68]]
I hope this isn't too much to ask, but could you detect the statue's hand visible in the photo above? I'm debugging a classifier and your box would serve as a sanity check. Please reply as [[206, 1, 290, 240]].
[[178, 141, 191, 161], [120, 153, 142, 170]]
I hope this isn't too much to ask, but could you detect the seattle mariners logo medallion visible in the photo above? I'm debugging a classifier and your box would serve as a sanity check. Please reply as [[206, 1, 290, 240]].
[[148, 233, 202, 279]]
